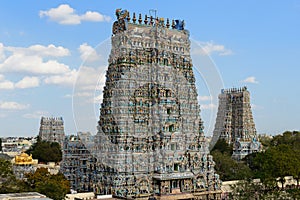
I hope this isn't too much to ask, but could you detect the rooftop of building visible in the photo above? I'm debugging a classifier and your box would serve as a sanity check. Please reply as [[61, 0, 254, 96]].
[[12, 151, 38, 166], [0, 192, 52, 200], [221, 86, 248, 94]]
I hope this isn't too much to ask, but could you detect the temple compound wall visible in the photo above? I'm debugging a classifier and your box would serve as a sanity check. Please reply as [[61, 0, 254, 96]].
[[212, 87, 261, 160], [92, 9, 222, 199]]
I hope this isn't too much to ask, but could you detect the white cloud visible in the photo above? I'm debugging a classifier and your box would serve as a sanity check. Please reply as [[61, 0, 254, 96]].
[[64, 92, 94, 98], [44, 65, 106, 89], [192, 41, 233, 56], [0, 81, 14, 90], [93, 94, 103, 104], [0, 43, 107, 91], [75, 66, 106, 90], [63, 94, 72, 98], [15, 76, 40, 89], [0, 101, 29, 110], [78, 43, 101, 62], [0, 43, 5, 61], [198, 95, 212, 102], [0, 54, 71, 75], [0, 43, 71, 75], [23, 110, 49, 119], [44, 69, 77, 86], [0, 75, 39, 90], [39, 4, 111, 25], [242, 76, 259, 84], [76, 92, 94, 97], [81, 11, 111, 22], [251, 104, 264, 110], [5, 44, 70, 57], [201, 103, 217, 110], [0, 75, 14, 90]]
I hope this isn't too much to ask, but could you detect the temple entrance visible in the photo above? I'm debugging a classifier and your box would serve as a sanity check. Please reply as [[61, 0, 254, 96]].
[[171, 180, 181, 194], [172, 180, 178, 189]]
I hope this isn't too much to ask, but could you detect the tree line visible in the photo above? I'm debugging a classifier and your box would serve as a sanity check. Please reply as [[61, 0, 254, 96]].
[[0, 159, 70, 200], [211, 130, 300, 199]]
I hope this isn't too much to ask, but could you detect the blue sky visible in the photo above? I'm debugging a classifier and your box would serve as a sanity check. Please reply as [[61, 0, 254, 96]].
[[0, 1, 299, 137]]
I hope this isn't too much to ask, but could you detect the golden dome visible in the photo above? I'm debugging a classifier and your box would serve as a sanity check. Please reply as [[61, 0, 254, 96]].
[[15, 151, 34, 165]]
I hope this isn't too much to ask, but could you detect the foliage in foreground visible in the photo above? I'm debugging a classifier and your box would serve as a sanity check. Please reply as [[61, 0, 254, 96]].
[[245, 131, 300, 184], [211, 139, 253, 181], [0, 159, 70, 200], [211, 131, 300, 183], [211, 131, 300, 199], [25, 168, 70, 200], [229, 179, 300, 200], [0, 159, 28, 193]]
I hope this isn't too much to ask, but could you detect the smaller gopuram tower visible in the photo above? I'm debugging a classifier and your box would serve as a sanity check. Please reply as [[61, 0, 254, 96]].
[[39, 116, 65, 147], [212, 87, 261, 160]]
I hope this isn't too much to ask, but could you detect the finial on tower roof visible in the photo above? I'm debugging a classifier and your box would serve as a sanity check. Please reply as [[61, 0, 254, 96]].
[[166, 18, 170, 28], [138, 13, 142, 24], [144, 14, 148, 24], [150, 16, 153, 25], [127, 11, 130, 21], [172, 19, 175, 29], [133, 12, 136, 23]]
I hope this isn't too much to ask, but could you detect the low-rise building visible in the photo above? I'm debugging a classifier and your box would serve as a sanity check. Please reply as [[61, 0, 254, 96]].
[[1, 137, 35, 156], [65, 192, 95, 200], [0, 192, 52, 200], [11, 151, 60, 179]]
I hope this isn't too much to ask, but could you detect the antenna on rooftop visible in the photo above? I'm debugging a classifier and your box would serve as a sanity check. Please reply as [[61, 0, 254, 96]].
[[149, 9, 157, 18]]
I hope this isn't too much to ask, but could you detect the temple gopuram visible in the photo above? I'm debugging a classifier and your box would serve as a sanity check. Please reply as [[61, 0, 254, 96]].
[[211, 87, 261, 160], [92, 9, 222, 199]]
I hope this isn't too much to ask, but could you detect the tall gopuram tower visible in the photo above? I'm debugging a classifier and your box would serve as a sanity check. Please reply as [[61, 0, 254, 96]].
[[211, 87, 261, 160], [39, 116, 65, 147], [94, 9, 221, 199]]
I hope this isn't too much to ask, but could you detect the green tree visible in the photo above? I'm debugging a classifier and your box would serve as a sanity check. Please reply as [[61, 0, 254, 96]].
[[271, 131, 300, 150], [245, 131, 300, 192], [0, 159, 29, 193], [212, 151, 252, 181], [211, 139, 233, 155], [25, 168, 70, 200], [286, 188, 300, 200], [26, 139, 62, 163], [229, 179, 293, 200], [211, 139, 252, 181], [258, 134, 272, 149]]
